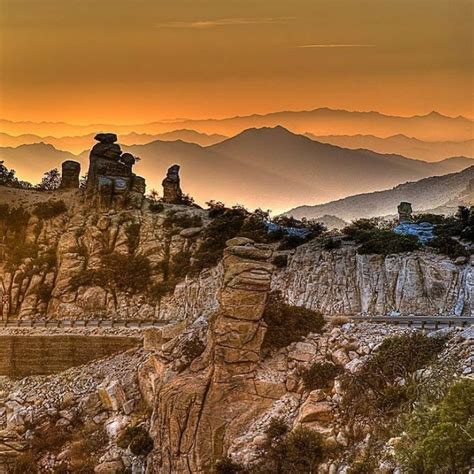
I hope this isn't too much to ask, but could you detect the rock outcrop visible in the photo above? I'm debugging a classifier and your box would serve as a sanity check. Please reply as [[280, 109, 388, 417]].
[[397, 201, 413, 222], [273, 241, 473, 317], [161, 165, 183, 204], [60, 160, 81, 189], [85, 133, 145, 209], [147, 238, 277, 472]]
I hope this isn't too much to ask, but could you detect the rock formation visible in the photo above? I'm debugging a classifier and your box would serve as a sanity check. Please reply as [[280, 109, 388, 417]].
[[85, 133, 145, 209], [60, 160, 80, 189], [162, 164, 183, 204], [148, 238, 277, 472], [397, 201, 413, 222]]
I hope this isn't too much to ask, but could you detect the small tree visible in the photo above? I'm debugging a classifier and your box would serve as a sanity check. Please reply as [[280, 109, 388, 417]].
[[37, 168, 61, 191]]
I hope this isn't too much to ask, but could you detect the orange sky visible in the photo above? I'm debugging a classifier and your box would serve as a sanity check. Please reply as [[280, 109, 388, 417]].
[[0, 0, 473, 124]]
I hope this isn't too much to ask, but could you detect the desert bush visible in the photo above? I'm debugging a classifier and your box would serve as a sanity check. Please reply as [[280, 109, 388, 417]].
[[414, 213, 447, 225], [428, 236, 470, 259], [342, 217, 419, 254], [126, 222, 141, 253], [190, 208, 247, 275], [170, 251, 192, 279], [117, 425, 153, 456], [149, 202, 164, 213], [272, 254, 288, 268], [396, 378, 474, 473], [37, 283, 53, 303], [149, 280, 176, 301], [70, 253, 151, 294], [323, 238, 342, 251], [215, 456, 245, 474], [266, 417, 289, 442], [357, 230, 420, 255], [301, 362, 342, 391], [253, 426, 324, 473], [33, 200, 67, 219], [262, 291, 324, 351], [206, 200, 226, 218], [36, 168, 61, 191], [342, 332, 447, 419], [163, 211, 203, 229]]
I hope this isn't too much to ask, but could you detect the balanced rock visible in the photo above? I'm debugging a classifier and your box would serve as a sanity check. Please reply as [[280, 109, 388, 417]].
[[85, 133, 145, 209]]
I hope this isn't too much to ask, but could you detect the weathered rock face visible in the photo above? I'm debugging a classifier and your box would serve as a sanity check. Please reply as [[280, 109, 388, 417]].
[[397, 201, 413, 222], [0, 191, 215, 321], [272, 242, 473, 317], [148, 239, 276, 472], [161, 164, 183, 204], [60, 160, 81, 189], [86, 133, 145, 209]]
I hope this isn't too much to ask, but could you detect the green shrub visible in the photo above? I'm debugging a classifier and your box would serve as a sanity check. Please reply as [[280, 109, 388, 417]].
[[342, 332, 447, 419], [70, 253, 152, 294], [428, 236, 470, 259], [190, 208, 248, 275], [37, 283, 53, 303], [266, 417, 289, 442], [272, 254, 288, 268], [414, 213, 447, 225], [163, 211, 202, 229], [323, 238, 342, 251], [253, 426, 324, 473], [33, 200, 67, 219], [149, 202, 164, 213], [301, 362, 342, 391], [262, 291, 324, 351], [357, 230, 420, 255], [117, 426, 154, 456], [215, 457, 245, 474], [149, 280, 176, 301], [126, 223, 141, 253], [396, 378, 474, 473]]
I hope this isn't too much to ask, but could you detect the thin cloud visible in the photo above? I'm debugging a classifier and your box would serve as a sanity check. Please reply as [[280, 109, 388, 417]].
[[156, 17, 295, 29], [298, 44, 375, 48]]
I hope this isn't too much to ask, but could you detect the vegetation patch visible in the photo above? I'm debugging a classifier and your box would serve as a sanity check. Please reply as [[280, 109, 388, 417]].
[[301, 361, 342, 391], [253, 419, 325, 473], [70, 252, 152, 294], [33, 200, 67, 219], [342, 332, 447, 421], [262, 291, 324, 351], [343, 218, 420, 255], [395, 378, 474, 473], [117, 425, 154, 456]]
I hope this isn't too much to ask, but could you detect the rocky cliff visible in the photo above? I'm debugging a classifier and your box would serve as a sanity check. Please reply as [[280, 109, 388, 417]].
[[0, 185, 471, 321], [273, 240, 473, 317]]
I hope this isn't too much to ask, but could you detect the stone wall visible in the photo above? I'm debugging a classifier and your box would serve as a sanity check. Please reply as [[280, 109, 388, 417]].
[[0, 335, 140, 377]]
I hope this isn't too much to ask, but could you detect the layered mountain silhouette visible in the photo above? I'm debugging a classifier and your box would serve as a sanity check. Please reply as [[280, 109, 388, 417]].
[[307, 134, 474, 162], [1, 127, 473, 213], [0, 130, 226, 154], [284, 166, 474, 222], [1, 108, 472, 141]]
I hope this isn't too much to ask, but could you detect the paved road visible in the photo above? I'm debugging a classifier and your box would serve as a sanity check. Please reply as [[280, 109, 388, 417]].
[[349, 315, 473, 329], [0, 317, 472, 329], [0, 319, 173, 329]]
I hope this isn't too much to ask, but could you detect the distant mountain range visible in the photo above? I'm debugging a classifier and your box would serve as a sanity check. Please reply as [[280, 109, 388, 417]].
[[284, 166, 474, 222], [2, 126, 472, 214], [307, 134, 474, 162], [0, 130, 226, 154], [1, 107, 472, 141]]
